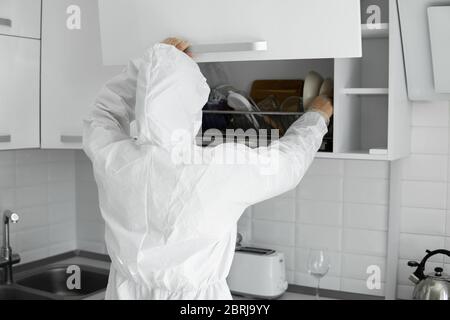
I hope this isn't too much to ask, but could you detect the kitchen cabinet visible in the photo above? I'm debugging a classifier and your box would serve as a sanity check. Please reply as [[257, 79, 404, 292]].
[[0, 0, 41, 39], [41, 0, 122, 149], [41, 0, 410, 161], [0, 35, 40, 150], [97, 0, 362, 65]]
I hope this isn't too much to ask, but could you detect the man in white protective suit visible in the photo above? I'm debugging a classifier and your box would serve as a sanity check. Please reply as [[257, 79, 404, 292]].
[[83, 38, 333, 300]]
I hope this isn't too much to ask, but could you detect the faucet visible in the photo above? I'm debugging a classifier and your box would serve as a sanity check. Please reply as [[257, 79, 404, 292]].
[[0, 210, 20, 284]]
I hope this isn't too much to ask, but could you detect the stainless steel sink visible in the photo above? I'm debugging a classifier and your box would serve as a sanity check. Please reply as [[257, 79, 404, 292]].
[[0, 285, 53, 300], [16, 264, 109, 299]]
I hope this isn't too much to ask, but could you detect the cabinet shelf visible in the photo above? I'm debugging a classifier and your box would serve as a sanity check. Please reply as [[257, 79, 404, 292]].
[[202, 110, 304, 116], [361, 23, 389, 39], [342, 88, 389, 95]]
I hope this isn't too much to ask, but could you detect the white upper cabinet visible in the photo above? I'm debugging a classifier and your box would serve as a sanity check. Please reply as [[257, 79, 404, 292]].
[[41, 0, 122, 149], [0, 35, 40, 150], [0, 0, 41, 39], [98, 0, 362, 65]]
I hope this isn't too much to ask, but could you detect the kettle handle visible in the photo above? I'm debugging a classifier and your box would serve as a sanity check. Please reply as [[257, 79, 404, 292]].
[[408, 249, 450, 281]]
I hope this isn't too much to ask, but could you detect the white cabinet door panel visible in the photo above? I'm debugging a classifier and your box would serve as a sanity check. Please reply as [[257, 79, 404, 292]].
[[41, 0, 122, 149], [98, 0, 362, 65], [0, 36, 40, 150], [0, 0, 41, 39]]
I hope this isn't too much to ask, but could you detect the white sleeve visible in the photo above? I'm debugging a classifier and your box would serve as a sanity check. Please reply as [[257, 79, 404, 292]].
[[209, 111, 328, 207], [82, 57, 142, 162]]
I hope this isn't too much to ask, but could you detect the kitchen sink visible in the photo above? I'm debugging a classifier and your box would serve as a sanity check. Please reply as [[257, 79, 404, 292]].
[[16, 264, 109, 299], [0, 285, 52, 300]]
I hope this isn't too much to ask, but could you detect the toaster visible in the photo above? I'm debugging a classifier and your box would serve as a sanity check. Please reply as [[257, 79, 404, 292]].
[[227, 246, 288, 299]]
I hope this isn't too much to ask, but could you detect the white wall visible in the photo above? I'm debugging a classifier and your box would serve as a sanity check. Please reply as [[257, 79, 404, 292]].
[[0, 149, 77, 264]]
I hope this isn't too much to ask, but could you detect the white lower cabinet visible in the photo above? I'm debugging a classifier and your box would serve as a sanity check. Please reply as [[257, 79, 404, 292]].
[[0, 35, 40, 150], [40, 0, 122, 149]]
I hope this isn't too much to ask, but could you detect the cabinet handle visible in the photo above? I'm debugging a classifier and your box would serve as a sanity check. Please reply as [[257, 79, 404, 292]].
[[0, 135, 11, 143], [60, 135, 82, 143], [0, 18, 12, 27], [188, 41, 268, 54]]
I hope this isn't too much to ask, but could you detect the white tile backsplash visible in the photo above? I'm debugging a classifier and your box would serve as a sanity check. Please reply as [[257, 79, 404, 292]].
[[343, 203, 388, 231], [298, 175, 343, 202], [296, 225, 342, 251], [297, 200, 342, 227], [401, 154, 448, 181], [411, 127, 448, 155], [412, 101, 449, 127], [400, 207, 446, 235], [343, 229, 387, 257], [253, 196, 295, 222], [0, 149, 77, 266], [344, 178, 389, 205], [252, 219, 295, 246], [344, 160, 390, 179], [399, 233, 446, 262], [341, 253, 386, 281], [401, 180, 447, 209]]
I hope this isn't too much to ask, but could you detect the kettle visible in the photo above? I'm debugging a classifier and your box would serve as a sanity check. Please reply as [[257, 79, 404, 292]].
[[408, 249, 450, 300]]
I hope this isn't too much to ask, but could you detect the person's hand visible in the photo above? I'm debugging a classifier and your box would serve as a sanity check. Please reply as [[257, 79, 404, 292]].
[[162, 37, 192, 57], [308, 96, 333, 122]]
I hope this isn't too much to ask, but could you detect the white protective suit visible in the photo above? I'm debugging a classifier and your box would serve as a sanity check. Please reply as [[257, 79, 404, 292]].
[[83, 43, 328, 300]]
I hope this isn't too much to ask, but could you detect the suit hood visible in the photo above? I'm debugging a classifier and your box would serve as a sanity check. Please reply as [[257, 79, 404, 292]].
[[135, 44, 210, 148]]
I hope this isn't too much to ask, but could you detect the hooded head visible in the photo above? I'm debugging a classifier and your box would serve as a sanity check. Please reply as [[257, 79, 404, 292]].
[[135, 44, 210, 148]]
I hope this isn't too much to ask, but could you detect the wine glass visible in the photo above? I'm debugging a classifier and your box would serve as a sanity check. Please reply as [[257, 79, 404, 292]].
[[307, 249, 331, 300]]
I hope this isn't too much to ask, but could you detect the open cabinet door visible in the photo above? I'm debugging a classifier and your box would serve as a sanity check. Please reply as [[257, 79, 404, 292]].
[[98, 0, 362, 65]]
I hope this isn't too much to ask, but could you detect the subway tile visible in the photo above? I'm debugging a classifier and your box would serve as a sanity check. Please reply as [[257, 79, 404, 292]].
[[401, 181, 447, 209], [48, 202, 76, 224], [295, 248, 341, 276], [296, 200, 342, 227], [411, 127, 448, 155], [343, 203, 388, 231], [344, 178, 389, 205], [14, 205, 48, 231], [15, 149, 48, 165], [447, 212, 450, 236], [47, 150, 75, 163], [77, 221, 106, 243], [340, 278, 385, 297], [75, 150, 91, 163], [49, 221, 76, 243], [77, 240, 106, 254], [293, 272, 341, 291], [399, 234, 445, 262], [341, 254, 386, 281], [15, 226, 49, 252], [15, 185, 48, 208], [401, 154, 448, 181], [19, 248, 50, 265], [397, 285, 414, 300], [296, 225, 342, 251], [48, 181, 75, 203], [343, 229, 387, 257], [344, 160, 389, 179], [0, 151, 16, 166], [0, 188, 15, 212], [75, 160, 96, 182], [16, 163, 48, 187], [298, 176, 343, 202], [412, 101, 449, 127], [0, 165, 15, 188], [400, 207, 446, 235], [252, 220, 295, 246], [48, 161, 75, 182], [306, 159, 344, 176], [253, 197, 295, 222], [49, 241, 77, 256]]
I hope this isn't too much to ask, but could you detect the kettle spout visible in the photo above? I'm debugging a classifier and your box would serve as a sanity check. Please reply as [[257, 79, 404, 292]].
[[409, 273, 420, 284]]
